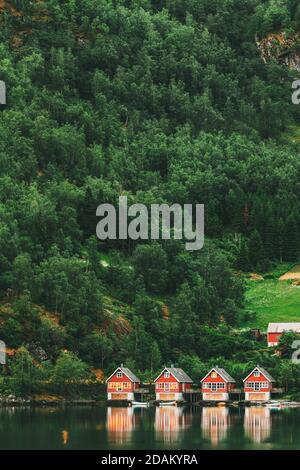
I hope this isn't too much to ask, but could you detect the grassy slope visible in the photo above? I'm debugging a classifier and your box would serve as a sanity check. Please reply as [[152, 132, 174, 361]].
[[245, 277, 300, 330]]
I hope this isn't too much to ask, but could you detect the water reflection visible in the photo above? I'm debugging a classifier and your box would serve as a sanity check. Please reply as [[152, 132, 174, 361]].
[[0, 405, 300, 449], [62, 429, 69, 445], [155, 406, 192, 443], [201, 406, 230, 446], [106, 407, 137, 444], [244, 407, 271, 443]]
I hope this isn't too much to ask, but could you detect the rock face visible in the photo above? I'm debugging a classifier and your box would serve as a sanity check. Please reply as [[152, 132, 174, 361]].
[[256, 32, 300, 71]]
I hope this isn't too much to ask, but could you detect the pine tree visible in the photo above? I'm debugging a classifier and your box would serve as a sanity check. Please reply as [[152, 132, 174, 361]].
[[248, 229, 265, 271], [236, 237, 251, 271], [282, 214, 300, 262]]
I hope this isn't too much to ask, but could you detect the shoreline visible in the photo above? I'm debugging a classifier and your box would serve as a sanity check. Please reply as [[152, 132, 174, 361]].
[[0, 396, 105, 407], [1, 396, 300, 408]]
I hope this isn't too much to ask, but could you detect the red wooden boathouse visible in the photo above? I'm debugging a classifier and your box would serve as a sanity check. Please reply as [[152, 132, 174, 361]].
[[243, 365, 275, 401], [154, 367, 193, 402], [106, 365, 141, 402], [201, 367, 236, 401]]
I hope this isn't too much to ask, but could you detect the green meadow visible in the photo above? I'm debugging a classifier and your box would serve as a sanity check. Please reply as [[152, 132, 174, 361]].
[[245, 278, 300, 330]]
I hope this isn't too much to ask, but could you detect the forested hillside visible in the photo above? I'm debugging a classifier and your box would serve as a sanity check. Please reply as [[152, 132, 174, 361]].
[[1, 0, 300, 392]]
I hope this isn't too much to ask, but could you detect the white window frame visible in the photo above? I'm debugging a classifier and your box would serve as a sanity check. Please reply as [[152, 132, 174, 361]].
[[116, 371, 123, 378], [164, 371, 170, 378], [203, 382, 225, 391], [254, 370, 260, 377], [246, 381, 269, 391]]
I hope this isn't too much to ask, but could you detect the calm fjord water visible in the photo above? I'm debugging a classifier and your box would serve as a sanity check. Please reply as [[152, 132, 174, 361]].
[[0, 405, 299, 450]]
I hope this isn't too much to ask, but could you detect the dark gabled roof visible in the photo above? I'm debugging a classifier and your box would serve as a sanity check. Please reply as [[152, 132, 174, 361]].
[[243, 365, 275, 383], [255, 366, 275, 382], [120, 367, 140, 382], [214, 367, 236, 383], [154, 367, 193, 383], [201, 367, 236, 383], [106, 366, 140, 383]]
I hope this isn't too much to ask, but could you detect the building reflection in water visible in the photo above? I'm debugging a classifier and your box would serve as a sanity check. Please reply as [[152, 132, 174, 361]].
[[244, 407, 271, 443], [106, 407, 137, 445], [201, 406, 230, 446], [155, 406, 192, 443]]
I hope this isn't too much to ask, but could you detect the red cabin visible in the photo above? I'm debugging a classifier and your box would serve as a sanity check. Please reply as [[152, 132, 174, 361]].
[[243, 365, 275, 402], [201, 367, 236, 401], [106, 365, 141, 402], [267, 322, 300, 347], [154, 367, 193, 402]]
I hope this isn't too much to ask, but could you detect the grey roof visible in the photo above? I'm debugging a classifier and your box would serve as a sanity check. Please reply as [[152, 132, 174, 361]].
[[154, 367, 193, 383], [214, 367, 236, 383], [256, 366, 275, 382], [267, 322, 300, 333], [161, 367, 193, 383], [106, 366, 140, 383], [201, 367, 235, 383], [119, 366, 140, 382], [244, 365, 275, 383]]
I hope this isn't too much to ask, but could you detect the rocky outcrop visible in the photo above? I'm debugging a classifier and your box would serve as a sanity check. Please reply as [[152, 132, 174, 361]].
[[256, 32, 300, 71]]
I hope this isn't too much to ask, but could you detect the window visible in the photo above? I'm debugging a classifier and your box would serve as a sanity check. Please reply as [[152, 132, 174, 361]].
[[116, 371, 123, 378], [157, 382, 179, 391], [109, 382, 126, 390], [211, 371, 217, 378], [164, 371, 170, 378], [246, 382, 268, 390], [254, 370, 260, 377], [203, 382, 225, 391]]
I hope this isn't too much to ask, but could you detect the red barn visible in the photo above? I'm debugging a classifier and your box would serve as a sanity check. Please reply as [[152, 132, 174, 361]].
[[154, 367, 193, 402], [201, 367, 236, 401], [106, 365, 141, 402], [243, 365, 275, 401], [267, 322, 300, 347]]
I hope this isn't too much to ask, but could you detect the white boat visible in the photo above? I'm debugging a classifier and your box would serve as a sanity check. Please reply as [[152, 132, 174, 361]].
[[159, 400, 176, 406], [131, 401, 150, 407], [266, 402, 283, 409]]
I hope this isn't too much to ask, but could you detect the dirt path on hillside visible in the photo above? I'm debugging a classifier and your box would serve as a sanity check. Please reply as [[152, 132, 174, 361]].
[[279, 265, 300, 280]]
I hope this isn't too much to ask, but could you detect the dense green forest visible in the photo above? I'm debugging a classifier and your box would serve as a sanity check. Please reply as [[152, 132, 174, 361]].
[[1, 0, 300, 396]]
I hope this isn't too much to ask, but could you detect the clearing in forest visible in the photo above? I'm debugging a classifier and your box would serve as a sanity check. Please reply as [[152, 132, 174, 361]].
[[279, 265, 300, 281]]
